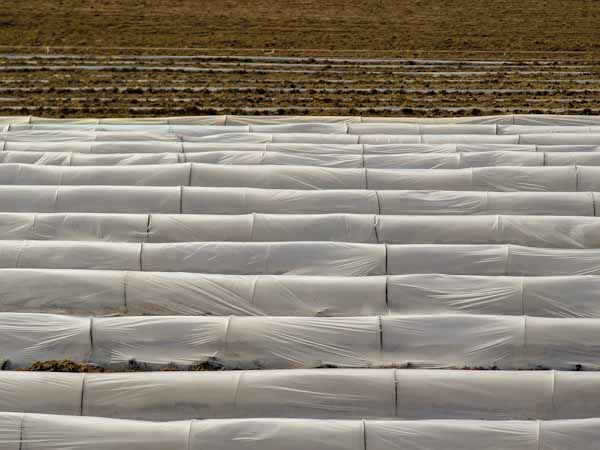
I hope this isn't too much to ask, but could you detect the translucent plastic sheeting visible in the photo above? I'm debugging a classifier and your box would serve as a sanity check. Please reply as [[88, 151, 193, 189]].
[[0, 131, 365, 144], [81, 369, 395, 420], [249, 123, 349, 134], [0, 314, 92, 368], [363, 144, 535, 154], [0, 130, 183, 142], [368, 167, 578, 191], [148, 213, 379, 243], [0, 163, 591, 191], [124, 272, 387, 317], [5, 369, 600, 421], [545, 152, 600, 166], [18, 413, 191, 450], [5, 313, 600, 370], [191, 165, 583, 191], [7, 241, 600, 276], [0, 269, 127, 316], [186, 189, 595, 216], [0, 241, 142, 271], [10, 113, 600, 125], [226, 115, 360, 125], [265, 143, 364, 154], [8, 124, 253, 136], [1, 151, 536, 169], [6, 142, 600, 156], [190, 164, 366, 189], [192, 419, 507, 450], [365, 420, 540, 450], [11, 150, 600, 169], [499, 125, 600, 135], [575, 166, 600, 191], [397, 274, 521, 314], [511, 115, 600, 126], [0, 241, 387, 275], [0, 213, 150, 242], [3, 141, 186, 154], [4, 213, 600, 248], [182, 188, 380, 215], [386, 244, 600, 276], [0, 186, 182, 214], [537, 144, 600, 153], [424, 135, 518, 144], [484, 192, 595, 216], [5, 131, 591, 145], [186, 151, 364, 168], [23, 115, 229, 125], [520, 133, 600, 145], [365, 152, 542, 169], [4, 142, 594, 156], [0, 115, 29, 125], [15, 123, 531, 135], [0, 151, 182, 165], [459, 152, 543, 168], [388, 274, 600, 317], [359, 135, 519, 145], [9, 123, 349, 135], [377, 215, 600, 248], [0, 189, 596, 216], [0, 163, 192, 186], [347, 123, 496, 135], [2, 142, 368, 156], [141, 242, 386, 275], [2, 414, 600, 450], [6, 270, 600, 318]]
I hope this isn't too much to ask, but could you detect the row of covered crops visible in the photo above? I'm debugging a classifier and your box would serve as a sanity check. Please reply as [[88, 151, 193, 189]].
[[2, 114, 600, 449]]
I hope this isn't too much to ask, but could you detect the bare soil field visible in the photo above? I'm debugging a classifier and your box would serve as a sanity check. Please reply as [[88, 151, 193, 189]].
[[1, 0, 600, 54], [0, 0, 598, 117]]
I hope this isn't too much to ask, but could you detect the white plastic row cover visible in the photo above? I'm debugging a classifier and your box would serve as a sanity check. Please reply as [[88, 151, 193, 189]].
[[4, 269, 600, 318], [1, 414, 598, 450], [8, 122, 600, 135], [7, 123, 347, 134], [9, 112, 600, 125], [4, 213, 600, 248], [0, 240, 385, 275], [6, 130, 600, 144], [190, 165, 588, 191], [10, 150, 600, 168], [0, 186, 594, 215], [3, 313, 600, 370], [8, 241, 600, 275], [3, 164, 600, 191], [2, 369, 600, 420], [4, 142, 600, 155], [0, 130, 523, 144]]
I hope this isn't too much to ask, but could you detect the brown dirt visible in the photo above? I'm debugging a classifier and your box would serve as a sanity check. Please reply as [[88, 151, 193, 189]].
[[0, 1, 599, 117], [1, 0, 600, 53]]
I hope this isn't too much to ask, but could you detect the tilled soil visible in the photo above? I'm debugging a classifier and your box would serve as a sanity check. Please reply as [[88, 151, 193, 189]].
[[0, 54, 599, 117], [1, 0, 600, 53], [0, 0, 599, 117]]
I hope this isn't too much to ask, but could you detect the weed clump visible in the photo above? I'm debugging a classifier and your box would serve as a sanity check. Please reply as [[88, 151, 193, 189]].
[[190, 357, 226, 371], [22, 360, 104, 372]]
